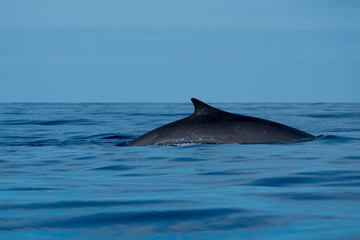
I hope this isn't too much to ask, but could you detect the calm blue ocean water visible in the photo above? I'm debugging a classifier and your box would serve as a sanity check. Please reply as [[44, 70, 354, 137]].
[[1, 102, 359, 240]]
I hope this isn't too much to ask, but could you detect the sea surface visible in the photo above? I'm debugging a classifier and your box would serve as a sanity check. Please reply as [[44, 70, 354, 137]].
[[0, 102, 359, 240]]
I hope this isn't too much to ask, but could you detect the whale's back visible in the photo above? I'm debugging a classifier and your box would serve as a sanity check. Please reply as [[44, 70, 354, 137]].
[[127, 99, 314, 146]]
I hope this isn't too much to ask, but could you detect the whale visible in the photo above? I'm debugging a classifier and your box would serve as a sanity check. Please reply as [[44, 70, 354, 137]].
[[126, 98, 314, 146]]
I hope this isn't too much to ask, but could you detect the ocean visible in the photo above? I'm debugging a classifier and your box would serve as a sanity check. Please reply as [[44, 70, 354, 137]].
[[1, 102, 359, 240]]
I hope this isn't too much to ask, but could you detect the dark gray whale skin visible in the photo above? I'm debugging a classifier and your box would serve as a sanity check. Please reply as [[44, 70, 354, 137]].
[[127, 98, 314, 146]]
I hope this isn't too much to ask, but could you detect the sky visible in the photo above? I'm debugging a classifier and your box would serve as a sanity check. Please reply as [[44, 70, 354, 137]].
[[1, 0, 360, 102]]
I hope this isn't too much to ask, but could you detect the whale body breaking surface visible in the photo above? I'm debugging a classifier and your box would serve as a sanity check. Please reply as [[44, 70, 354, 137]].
[[126, 98, 314, 146]]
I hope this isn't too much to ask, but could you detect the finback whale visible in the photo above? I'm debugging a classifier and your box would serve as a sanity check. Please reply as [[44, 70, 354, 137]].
[[126, 98, 314, 146]]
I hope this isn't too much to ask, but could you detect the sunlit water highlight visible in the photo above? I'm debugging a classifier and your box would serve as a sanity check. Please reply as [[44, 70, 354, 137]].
[[0, 103, 359, 239]]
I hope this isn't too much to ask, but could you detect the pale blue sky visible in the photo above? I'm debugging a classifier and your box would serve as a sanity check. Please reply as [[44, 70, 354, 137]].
[[1, 0, 359, 102]]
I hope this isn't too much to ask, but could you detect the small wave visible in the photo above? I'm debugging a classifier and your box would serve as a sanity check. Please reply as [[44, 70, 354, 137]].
[[1, 133, 134, 147], [115, 140, 132, 146], [199, 170, 243, 176], [344, 156, 360, 160], [296, 170, 358, 176], [0, 187, 60, 192], [0, 200, 183, 211], [102, 135, 132, 140], [0, 208, 269, 232], [170, 157, 207, 162], [2, 140, 96, 147], [263, 192, 360, 201], [302, 113, 360, 119], [316, 135, 360, 143], [74, 134, 133, 141], [248, 170, 360, 187], [37, 120, 93, 125], [248, 176, 320, 187], [24, 140, 97, 147], [1, 119, 95, 126], [92, 164, 136, 171], [38, 208, 243, 229]]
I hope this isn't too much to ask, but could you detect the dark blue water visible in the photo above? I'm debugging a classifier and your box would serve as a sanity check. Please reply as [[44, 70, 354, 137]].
[[1, 102, 360, 240]]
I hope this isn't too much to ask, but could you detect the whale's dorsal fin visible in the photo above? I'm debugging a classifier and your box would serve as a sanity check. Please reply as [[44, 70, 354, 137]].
[[191, 98, 219, 115]]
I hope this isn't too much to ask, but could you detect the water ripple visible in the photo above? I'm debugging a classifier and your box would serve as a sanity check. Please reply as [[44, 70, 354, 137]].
[[92, 165, 137, 171], [0, 200, 184, 210], [37, 208, 246, 229], [249, 170, 360, 187], [264, 192, 360, 201], [1, 119, 96, 126]]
